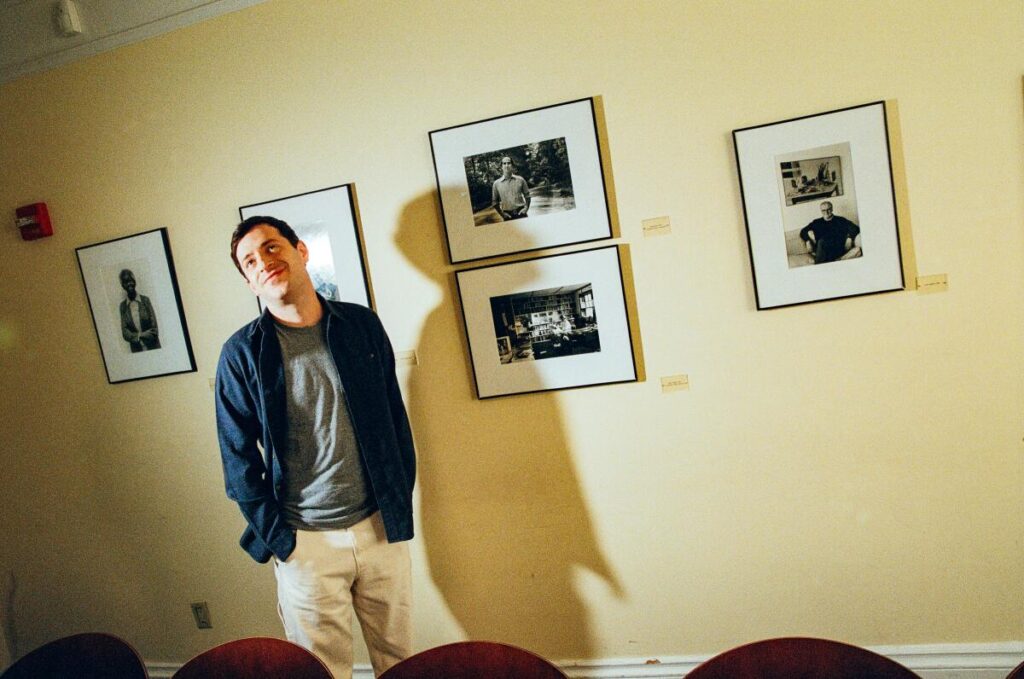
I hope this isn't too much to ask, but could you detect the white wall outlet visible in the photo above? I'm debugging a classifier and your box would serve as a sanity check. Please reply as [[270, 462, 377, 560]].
[[190, 601, 212, 629]]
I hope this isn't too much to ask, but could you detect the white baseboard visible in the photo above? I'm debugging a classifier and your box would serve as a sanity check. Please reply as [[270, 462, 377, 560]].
[[148, 641, 1023, 679]]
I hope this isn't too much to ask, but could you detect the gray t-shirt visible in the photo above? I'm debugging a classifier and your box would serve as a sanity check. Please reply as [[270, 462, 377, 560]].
[[275, 320, 376, 530]]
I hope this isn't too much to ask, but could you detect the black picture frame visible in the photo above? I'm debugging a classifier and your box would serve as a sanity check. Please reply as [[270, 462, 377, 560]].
[[239, 184, 374, 313], [75, 227, 196, 384], [430, 97, 613, 264], [733, 101, 905, 310], [455, 245, 637, 399]]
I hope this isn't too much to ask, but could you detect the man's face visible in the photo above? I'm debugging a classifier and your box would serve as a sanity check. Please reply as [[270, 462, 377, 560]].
[[234, 224, 310, 303], [820, 202, 834, 220], [120, 271, 137, 299], [501, 157, 513, 178]]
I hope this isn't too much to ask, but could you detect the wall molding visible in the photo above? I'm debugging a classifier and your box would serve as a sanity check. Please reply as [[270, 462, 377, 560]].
[[146, 641, 1023, 679]]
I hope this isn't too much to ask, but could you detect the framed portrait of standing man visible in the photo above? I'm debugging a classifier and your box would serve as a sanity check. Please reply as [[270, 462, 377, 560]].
[[733, 101, 905, 309], [76, 227, 196, 384], [430, 97, 613, 264]]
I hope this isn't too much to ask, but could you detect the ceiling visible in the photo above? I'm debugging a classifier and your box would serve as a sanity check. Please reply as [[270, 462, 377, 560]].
[[0, 0, 267, 85]]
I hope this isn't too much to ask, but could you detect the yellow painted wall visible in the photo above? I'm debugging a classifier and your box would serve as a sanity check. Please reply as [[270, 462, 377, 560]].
[[0, 0, 1021, 666]]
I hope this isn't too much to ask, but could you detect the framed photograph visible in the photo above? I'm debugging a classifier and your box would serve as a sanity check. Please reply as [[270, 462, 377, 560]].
[[456, 245, 636, 399], [239, 184, 373, 311], [733, 101, 905, 309], [76, 228, 196, 384], [430, 97, 612, 264]]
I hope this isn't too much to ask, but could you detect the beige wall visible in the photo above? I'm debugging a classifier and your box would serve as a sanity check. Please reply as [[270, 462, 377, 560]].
[[0, 0, 1021, 666]]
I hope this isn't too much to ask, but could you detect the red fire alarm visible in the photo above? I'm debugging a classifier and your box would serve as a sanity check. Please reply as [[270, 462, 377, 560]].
[[15, 203, 53, 241]]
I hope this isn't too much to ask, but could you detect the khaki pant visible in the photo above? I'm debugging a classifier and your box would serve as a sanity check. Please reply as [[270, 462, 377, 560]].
[[274, 512, 412, 679]]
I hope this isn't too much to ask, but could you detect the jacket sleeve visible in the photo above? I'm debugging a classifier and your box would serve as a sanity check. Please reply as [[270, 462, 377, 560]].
[[214, 343, 295, 563], [143, 296, 158, 335], [119, 302, 134, 341], [373, 314, 417, 490]]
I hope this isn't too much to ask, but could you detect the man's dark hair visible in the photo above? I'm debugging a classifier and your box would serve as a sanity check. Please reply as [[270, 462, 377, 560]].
[[230, 215, 299, 277]]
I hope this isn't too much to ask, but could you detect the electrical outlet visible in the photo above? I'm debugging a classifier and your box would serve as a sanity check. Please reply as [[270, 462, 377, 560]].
[[190, 601, 212, 629]]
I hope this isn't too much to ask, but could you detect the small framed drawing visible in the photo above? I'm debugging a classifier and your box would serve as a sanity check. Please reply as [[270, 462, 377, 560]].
[[239, 184, 373, 311], [430, 97, 612, 264], [76, 227, 196, 384], [733, 101, 905, 309], [455, 245, 636, 399]]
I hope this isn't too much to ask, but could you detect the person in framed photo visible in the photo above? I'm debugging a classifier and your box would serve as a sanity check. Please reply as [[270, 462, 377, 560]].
[[552, 310, 573, 342], [491, 156, 531, 220], [214, 216, 416, 679], [799, 201, 862, 264], [118, 268, 161, 352]]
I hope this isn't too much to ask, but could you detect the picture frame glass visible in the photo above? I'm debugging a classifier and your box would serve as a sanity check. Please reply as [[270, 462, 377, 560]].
[[431, 98, 612, 263], [734, 102, 904, 309], [456, 246, 636, 398], [239, 184, 373, 311], [75, 228, 196, 384]]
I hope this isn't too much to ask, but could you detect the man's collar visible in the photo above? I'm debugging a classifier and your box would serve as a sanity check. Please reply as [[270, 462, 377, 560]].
[[251, 294, 336, 337]]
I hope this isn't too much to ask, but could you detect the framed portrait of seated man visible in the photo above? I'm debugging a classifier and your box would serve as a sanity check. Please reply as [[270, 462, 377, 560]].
[[733, 101, 906, 310]]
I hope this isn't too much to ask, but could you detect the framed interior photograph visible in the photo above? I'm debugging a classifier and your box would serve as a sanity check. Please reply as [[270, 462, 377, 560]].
[[733, 101, 905, 309], [430, 97, 612, 264], [239, 184, 373, 311], [456, 245, 636, 399], [76, 228, 196, 384]]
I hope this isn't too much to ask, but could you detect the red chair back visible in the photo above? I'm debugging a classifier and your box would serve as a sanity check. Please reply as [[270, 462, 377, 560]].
[[378, 640, 567, 679], [0, 632, 146, 679], [686, 637, 920, 678], [172, 637, 331, 679]]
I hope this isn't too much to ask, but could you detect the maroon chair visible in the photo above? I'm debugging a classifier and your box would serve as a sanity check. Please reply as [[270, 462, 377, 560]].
[[378, 640, 567, 679], [1007, 659, 1024, 679], [171, 637, 331, 679], [0, 632, 147, 679], [685, 637, 920, 678]]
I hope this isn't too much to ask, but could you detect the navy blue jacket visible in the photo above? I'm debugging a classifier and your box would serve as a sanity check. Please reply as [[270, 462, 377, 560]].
[[215, 299, 416, 563]]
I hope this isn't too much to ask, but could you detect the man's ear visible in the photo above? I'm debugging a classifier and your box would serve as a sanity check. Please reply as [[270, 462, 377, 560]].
[[297, 240, 309, 264]]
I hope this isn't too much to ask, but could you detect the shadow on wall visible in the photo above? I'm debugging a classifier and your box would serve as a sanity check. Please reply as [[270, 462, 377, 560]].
[[395, 192, 623, 660]]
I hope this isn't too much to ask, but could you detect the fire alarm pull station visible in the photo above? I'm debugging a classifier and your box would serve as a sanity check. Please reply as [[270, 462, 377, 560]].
[[15, 203, 53, 241]]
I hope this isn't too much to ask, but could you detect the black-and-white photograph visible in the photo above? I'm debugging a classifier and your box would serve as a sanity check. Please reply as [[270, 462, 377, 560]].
[[456, 245, 636, 398], [464, 138, 576, 226], [489, 283, 599, 364], [777, 143, 862, 269], [114, 264, 162, 353], [779, 154, 844, 206], [733, 101, 904, 309], [430, 97, 612, 263], [291, 219, 340, 300], [239, 184, 374, 313], [76, 228, 196, 384]]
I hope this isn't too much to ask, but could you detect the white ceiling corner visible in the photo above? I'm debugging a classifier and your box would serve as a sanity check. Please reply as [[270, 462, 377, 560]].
[[0, 0, 269, 85]]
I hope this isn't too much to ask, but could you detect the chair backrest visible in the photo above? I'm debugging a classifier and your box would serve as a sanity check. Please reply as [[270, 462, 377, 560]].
[[378, 640, 567, 679], [1007, 659, 1024, 679], [171, 637, 331, 679], [685, 637, 920, 679], [0, 632, 147, 679]]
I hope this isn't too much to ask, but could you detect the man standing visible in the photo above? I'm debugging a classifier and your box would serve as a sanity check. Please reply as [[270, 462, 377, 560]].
[[491, 156, 531, 220], [215, 216, 416, 679], [799, 201, 861, 264], [118, 269, 160, 352]]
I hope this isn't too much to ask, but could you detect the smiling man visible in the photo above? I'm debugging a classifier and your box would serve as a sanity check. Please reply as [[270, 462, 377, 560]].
[[118, 268, 160, 352], [215, 216, 416, 679]]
